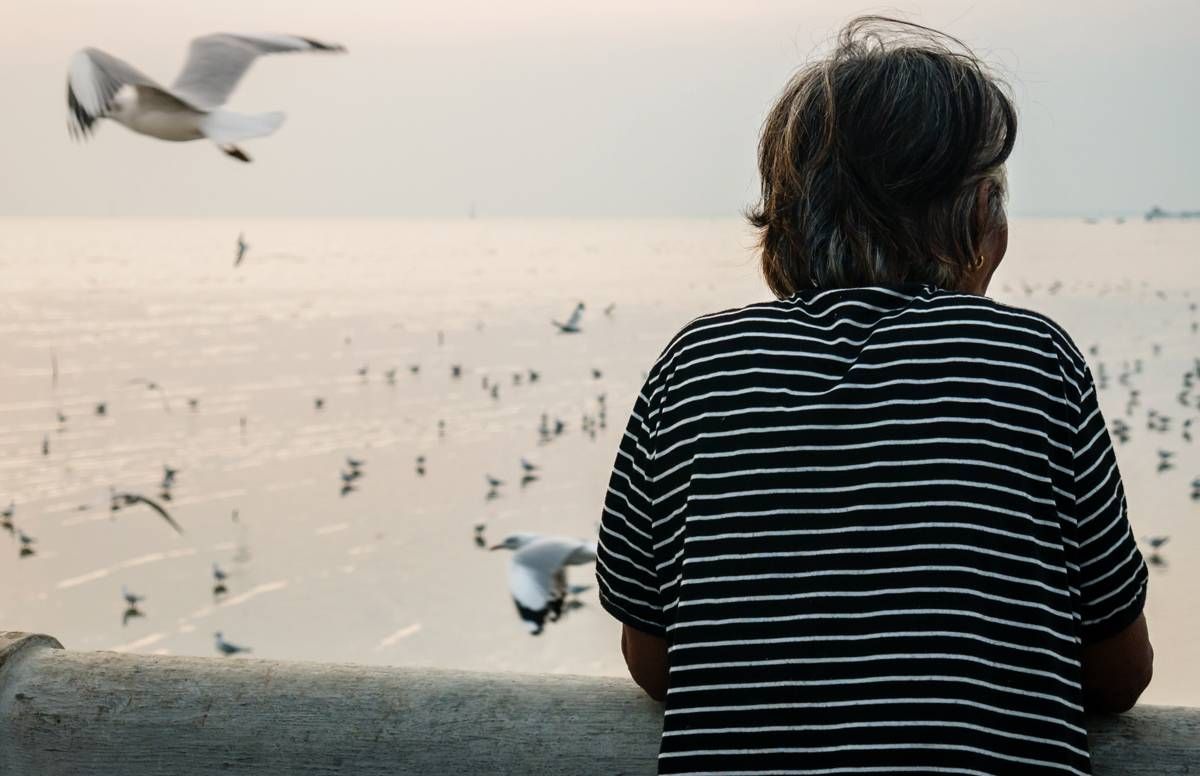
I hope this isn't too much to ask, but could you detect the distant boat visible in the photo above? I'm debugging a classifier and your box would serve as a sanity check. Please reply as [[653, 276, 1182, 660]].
[[1145, 205, 1200, 221]]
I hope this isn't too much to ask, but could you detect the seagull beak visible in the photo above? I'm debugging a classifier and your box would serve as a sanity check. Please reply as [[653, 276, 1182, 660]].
[[489, 544, 505, 551]]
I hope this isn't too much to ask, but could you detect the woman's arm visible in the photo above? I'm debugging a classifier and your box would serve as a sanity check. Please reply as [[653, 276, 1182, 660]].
[[621, 624, 669, 702], [1081, 613, 1153, 713]]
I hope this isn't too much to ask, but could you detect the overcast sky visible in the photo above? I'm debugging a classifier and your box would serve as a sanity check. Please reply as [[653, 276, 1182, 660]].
[[2, 0, 1197, 217]]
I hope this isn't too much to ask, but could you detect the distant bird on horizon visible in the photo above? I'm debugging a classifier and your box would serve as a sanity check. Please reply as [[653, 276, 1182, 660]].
[[214, 631, 252, 656], [490, 533, 598, 635], [234, 233, 248, 267], [552, 302, 585, 334], [67, 34, 346, 162], [110, 490, 183, 534]]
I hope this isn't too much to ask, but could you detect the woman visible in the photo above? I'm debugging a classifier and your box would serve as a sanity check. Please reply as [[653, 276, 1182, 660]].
[[596, 16, 1152, 776]]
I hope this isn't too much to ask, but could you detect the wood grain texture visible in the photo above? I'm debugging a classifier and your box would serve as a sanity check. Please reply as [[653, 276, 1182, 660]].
[[0, 633, 1195, 776]]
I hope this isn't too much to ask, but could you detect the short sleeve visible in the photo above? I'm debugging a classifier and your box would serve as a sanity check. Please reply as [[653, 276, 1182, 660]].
[[596, 386, 666, 637], [1068, 365, 1149, 645]]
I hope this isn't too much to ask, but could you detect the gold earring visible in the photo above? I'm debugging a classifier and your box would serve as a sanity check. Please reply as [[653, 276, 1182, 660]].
[[971, 254, 986, 270]]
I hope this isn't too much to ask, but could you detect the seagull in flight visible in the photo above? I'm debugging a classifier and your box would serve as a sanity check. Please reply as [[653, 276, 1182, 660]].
[[551, 302, 585, 334], [67, 34, 346, 162], [234, 233, 248, 267], [110, 489, 183, 534], [490, 533, 597, 635]]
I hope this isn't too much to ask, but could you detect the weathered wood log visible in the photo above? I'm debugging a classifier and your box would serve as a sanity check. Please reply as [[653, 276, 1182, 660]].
[[1, 631, 1196, 775]]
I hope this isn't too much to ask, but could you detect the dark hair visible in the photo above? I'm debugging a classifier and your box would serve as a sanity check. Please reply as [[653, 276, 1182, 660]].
[[748, 16, 1017, 296]]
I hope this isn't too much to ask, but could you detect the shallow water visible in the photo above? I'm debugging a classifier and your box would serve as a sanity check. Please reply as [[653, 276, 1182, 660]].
[[0, 217, 1196, 704]]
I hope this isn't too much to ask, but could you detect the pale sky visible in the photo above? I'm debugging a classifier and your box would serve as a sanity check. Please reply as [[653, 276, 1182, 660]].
[[2, 0, 1197, 217]]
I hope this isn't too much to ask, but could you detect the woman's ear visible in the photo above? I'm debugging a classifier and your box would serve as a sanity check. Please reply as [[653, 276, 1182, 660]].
[[975, 180, 1008, 268]]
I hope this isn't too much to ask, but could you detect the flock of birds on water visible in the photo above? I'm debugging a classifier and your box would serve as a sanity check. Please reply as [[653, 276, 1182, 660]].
[[5, 245, 618, 653], [993, 280, 1200, 570], [6, 269, 1197, 656]]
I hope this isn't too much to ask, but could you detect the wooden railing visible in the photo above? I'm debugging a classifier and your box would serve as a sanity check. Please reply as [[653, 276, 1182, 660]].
[[1, 631, 1196, 775]]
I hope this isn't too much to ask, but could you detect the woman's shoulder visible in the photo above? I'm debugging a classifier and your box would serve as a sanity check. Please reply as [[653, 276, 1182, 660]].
[[938, 290, 1090, 371], [646, 297, 798, 377]]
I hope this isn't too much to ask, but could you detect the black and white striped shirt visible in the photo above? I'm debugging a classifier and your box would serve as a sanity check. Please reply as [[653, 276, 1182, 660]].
[[597, 282, 1148, 776]]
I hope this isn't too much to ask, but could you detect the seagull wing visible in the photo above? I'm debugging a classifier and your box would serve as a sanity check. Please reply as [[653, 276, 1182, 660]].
[[564, 305, 584, 329], [508, 538, 581, 614], [508, 560, 554, 621], [67, 48, 170, 140], [124, 493, 184, 534], [564, 541, 598, 566], [171, 33, 346, 110]]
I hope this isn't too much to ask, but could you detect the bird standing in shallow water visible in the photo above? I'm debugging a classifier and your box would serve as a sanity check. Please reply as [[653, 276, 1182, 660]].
[[121, 585, 144, 608], [17, 530, 36, 558], [234, 233, 248, 267], [212, 562, 229, 597], [214, 632, 252, 656], [1143, 536, 1170, 551]]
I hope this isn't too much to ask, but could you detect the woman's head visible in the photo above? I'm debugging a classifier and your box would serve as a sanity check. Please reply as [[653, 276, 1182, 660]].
[[749, 16, 1016, 296]]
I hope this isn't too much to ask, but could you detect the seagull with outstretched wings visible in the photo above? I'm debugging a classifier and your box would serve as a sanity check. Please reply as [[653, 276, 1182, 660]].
[[110, 489, 183, 534], [66, 33, 345, 162], [551, 302, 585, 334], [490, 533, 597, 635]]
